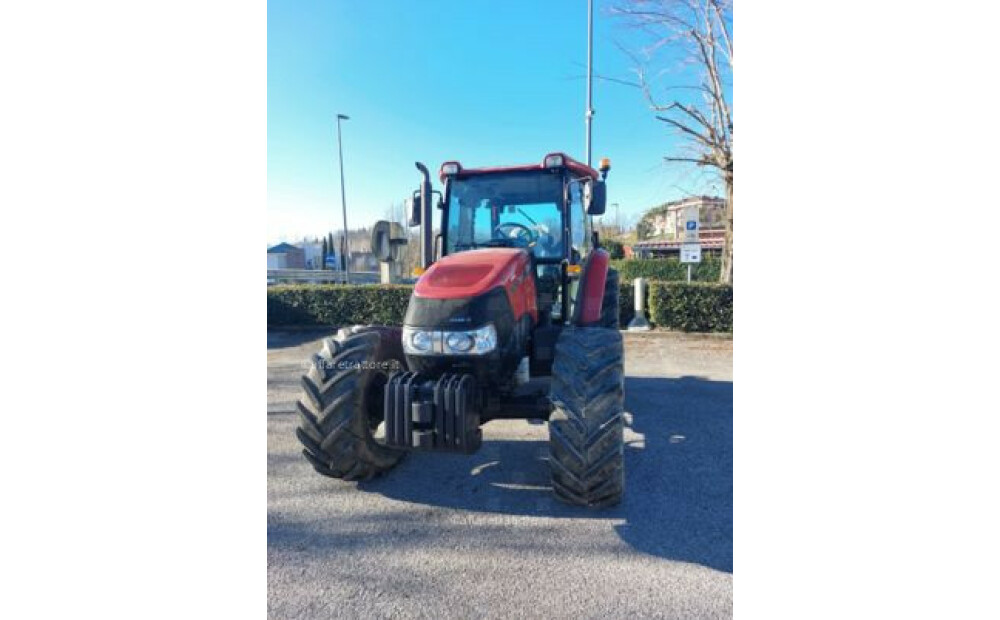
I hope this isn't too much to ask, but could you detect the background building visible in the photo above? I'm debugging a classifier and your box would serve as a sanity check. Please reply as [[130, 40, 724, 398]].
[[633, 196, 727, 258], [297, 240, 325, 270], [266, 242, 305, 269]]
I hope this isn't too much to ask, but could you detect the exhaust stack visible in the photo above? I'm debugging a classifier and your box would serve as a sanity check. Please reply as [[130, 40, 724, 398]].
[[415, 162, 434, 269]]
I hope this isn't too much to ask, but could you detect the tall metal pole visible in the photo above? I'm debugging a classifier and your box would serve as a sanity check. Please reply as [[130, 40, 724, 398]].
[[336, 114, 350, 281], [585, 0, 594, 167]]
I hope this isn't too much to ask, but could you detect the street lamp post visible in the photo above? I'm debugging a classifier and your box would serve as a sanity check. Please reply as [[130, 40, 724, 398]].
[[336, 113, 350, 282], [585, 0, 594, 167]]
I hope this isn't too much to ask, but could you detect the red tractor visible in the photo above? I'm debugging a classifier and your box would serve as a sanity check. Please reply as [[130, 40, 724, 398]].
[[296, 153, 624, 507]]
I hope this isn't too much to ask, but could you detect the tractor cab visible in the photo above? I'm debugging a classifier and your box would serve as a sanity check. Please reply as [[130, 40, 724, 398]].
[[437, 153, 608, 255]]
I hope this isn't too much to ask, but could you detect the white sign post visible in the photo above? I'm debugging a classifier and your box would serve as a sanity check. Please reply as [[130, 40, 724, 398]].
[[627, 277, 651, 331], [680, 205, 701, 282]]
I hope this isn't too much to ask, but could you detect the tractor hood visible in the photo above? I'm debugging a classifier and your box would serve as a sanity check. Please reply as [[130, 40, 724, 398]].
[[414, 248, 531, 299]]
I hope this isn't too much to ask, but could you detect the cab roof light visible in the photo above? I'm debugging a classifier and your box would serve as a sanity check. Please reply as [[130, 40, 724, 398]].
[[439, 161, 462, 181], [543, 153, 565, 169]]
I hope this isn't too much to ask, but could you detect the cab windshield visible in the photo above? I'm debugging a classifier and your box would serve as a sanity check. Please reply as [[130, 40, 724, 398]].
[[445, 171, 564, 260]]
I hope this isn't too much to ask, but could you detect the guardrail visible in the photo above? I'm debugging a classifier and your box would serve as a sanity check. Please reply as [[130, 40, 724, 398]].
[[267, 270, 380, 285]]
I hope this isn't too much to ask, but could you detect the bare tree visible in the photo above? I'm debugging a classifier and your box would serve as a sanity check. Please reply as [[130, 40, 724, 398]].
[[612, 0, 733, 283]]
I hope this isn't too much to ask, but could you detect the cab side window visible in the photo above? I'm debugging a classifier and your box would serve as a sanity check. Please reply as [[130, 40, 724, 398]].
[[568, 179, 591, 260]]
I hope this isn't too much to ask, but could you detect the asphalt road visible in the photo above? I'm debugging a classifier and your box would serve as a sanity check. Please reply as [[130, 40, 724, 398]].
[[268, 330, 733, 619]]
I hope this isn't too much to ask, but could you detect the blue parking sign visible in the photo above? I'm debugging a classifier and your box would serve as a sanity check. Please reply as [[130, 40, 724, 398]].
[[686, 220, 697, 230]]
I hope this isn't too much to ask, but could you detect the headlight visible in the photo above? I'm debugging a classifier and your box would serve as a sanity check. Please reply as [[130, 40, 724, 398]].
[[403, 327, 435, 355], [470, 324, 497, 354], [445, 332, 474, 353], [403, 324, 497, 356]]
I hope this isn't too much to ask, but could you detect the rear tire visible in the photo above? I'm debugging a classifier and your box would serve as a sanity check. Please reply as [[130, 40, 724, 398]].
[[295, 326, 405, 481], [600, 267, 620, 329], [548, 326, 625, 507]]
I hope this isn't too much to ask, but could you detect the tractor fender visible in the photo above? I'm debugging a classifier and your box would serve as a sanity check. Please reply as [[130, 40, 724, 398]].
[[572, 249, 610, 327]]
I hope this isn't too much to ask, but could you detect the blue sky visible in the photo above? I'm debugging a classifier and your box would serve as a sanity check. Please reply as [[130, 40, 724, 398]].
[[268, 0, 726, 244]]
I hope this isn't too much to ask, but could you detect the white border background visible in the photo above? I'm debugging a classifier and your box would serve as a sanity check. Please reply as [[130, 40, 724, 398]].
[[739, 2, 998, 618], [1, 1, 998, 618], [2, 1, 264, 617]]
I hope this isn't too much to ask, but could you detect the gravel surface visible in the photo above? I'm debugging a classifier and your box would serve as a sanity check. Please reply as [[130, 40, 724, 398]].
[[268, 330, 732, 619]]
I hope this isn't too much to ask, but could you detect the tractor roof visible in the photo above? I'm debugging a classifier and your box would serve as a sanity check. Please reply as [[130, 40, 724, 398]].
[[439, 152, 600, 183]]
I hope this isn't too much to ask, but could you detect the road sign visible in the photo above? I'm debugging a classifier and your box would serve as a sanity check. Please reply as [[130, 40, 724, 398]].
[[680, 243, 701, 264], [683, 205, 699, 242]]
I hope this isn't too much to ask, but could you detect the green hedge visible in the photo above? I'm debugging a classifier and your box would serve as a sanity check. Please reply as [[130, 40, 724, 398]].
[[617, 280, 635, 327], [602, 238, 625, 259], [268, 280, 732, 333], [267, 284, 412, 326], [648, 282, 732, 332], [611, 257, 721, 282]]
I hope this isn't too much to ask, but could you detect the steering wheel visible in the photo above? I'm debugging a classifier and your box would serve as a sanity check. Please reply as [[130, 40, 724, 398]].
[[493, 222, 537, 245]]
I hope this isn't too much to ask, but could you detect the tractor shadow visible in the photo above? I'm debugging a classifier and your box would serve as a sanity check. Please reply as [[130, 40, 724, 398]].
[[358, 375, 733, 572]]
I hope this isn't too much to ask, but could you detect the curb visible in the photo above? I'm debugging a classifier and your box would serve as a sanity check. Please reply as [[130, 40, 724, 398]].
[[621, 329, 732, 340], [268, 325, 338, 332]]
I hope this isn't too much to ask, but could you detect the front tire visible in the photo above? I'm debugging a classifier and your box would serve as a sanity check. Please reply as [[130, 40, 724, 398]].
[[295, 326, 405, 481], [548, 326, 625, 507]]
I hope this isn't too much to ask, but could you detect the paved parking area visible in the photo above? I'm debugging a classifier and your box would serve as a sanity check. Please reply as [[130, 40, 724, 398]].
[[268, 330, 732, 619]]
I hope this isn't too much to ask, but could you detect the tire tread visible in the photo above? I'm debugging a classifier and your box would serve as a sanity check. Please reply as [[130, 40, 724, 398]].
[[548, 326, 625, 507], [294, 326, 404, 481]]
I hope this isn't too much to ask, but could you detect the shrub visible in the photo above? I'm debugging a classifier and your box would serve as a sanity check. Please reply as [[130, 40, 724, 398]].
[[268, 280, 732, 333], [601, 238, 625, 259], [611, 257, 721, 283], [648, 282, 732, 332], [267, 284, 413, 327], [618, 280, 635, 327]]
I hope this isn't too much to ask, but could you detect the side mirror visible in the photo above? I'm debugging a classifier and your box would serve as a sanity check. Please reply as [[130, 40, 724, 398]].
[[585, 180, 607, 215], [408, 191, 421, 227]]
